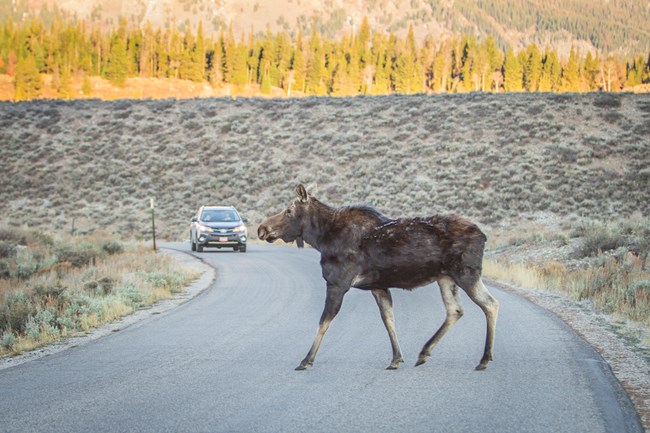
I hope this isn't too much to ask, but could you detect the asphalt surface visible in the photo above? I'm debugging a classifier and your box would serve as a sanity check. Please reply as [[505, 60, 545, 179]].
[[0, 242, 642, 433]]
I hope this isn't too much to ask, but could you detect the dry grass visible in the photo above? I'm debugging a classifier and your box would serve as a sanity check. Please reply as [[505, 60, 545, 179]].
[[484, 216, 650, 339], [0, 228, 199, 357]]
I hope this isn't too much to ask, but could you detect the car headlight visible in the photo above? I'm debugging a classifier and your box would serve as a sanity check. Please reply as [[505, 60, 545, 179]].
[[199, 225, 214, 233], [233, 225, 247, 233]]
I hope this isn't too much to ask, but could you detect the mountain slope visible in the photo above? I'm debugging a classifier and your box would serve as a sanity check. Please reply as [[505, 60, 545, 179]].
[[4, 0, 649, 56]]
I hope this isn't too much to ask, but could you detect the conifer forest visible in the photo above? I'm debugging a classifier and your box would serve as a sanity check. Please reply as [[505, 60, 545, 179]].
[[1, 16, 649, 101]]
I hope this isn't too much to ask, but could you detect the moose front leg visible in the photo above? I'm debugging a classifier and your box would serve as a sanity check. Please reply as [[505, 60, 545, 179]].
[[296, 284, 349, 370], [371, 288, 404, 370]]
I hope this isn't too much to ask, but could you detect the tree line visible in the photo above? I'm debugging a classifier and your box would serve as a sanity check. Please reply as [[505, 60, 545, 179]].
[[1, 16, 649, 101]]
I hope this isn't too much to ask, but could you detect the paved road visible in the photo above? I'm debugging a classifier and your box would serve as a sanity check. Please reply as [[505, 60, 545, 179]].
[[0, 243, 642, 433]]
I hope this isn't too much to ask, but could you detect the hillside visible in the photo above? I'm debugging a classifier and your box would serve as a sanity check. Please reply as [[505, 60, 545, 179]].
[[4, 0, 649, 56], [0, 93, 648, 243]]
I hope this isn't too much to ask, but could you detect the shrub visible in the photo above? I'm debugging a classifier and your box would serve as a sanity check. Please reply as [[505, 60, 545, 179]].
[[1, 291, 36, 334], [101, 241, 123, 255], [574, 223, 626, 258], [593, 94, 622, 109], [0, 241, 16, 258], [0, 331, 16, 348], [55, 244, 98, 268], [117, 285, 148, 308]]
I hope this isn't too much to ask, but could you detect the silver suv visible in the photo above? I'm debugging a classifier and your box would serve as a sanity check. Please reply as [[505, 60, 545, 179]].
[[190, 206, 248, 252]]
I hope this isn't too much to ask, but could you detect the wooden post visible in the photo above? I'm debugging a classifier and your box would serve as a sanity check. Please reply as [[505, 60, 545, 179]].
[[151, 198, 156, 251]]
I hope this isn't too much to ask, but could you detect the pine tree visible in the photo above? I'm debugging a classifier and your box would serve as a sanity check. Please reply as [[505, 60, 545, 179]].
[[230, 41, 249, 88], [274, 31, 292, 89], [583, 51, 599, 90], [371, 32, 390, 94], [393, 25, 420, 94], [305, 28, 326, 95], [14, 54, 43, 101], [523, 44, 542, 91], [195, 21, 206, 79], [82, 73, 93, 95], [56, 67, 73, 98], [484, 36, 502, 91], [503, 47, 523, 92], [290, 31, 306, 94], [561, 46, 581, 92], [179, 31, 203, 82], [105, 30, 129, 87], [432, 45, 450, 92], [260, 69, 271, 94]]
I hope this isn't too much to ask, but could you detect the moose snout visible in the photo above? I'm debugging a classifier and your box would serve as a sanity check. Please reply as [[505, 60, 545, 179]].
[[257, 224, 270, 241]]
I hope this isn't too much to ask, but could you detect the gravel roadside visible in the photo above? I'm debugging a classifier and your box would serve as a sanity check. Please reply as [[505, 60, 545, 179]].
[[488, 278, 650, 432]]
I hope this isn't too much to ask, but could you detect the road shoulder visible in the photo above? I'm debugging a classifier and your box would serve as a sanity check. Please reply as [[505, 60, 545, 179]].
[[488, 278, 649, 432]]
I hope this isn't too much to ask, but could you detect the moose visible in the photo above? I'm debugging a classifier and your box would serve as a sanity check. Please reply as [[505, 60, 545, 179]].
[[258, 184, 499, 371]]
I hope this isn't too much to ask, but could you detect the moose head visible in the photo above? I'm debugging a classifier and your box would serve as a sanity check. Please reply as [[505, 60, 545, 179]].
[[257, 184, 312, 248]]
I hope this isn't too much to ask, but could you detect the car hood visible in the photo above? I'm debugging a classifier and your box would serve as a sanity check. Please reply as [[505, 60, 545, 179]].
[[203, 221, 243, 229]]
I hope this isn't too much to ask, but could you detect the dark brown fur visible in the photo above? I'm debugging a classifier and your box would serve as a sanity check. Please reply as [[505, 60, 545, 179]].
[[258, 184, 499, 371]]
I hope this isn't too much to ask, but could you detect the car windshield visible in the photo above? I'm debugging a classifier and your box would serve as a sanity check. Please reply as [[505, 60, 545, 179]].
[[201, 209, 239, 222]]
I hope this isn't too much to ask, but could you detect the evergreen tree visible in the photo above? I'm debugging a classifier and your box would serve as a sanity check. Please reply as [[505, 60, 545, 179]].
[[260, 69, 271, 94], [458, 35, 477, 91], [82, 73, 92, 95], [195, 21, 206, 79], [14, 54, 42, 101], [179, 31, 203, 81], [305, 28, 326, 95], [523, 44, 542, 91], [583, 51, 599, 90], [539, 48, 561, 91], [274, 31, 292, 89], [561, 46, 581, 92], [393, 25, 420, 93], [258, 27, 275, 87], [432, 42, 451, 92], [503, 47, 523, 92], [230, 40, 249, 88], [105, 30, 129, 87], [290, 31, 306, 94], [484, 36, 502, 91], [56, 66, 73, 98], [371, 32, 390, 94]]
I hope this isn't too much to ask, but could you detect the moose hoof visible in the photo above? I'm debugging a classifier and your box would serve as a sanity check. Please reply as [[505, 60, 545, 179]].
[[475, 363, 488, 371], [295, 361, 312, 371], [386, 358, 404, 370], [415, 357, 428, 367]]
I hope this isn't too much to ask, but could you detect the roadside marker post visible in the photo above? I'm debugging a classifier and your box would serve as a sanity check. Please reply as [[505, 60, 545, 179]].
[[151, 198, 156, 251]]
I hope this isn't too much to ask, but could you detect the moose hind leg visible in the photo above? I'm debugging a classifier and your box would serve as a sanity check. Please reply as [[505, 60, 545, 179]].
[[296, 284, 348, 371], [371, 289, 404, 370], [416, 277, 464, 366], [466, 279, 499, 371]]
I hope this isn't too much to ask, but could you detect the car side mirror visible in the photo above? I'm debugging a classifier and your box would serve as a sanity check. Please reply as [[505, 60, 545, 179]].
[[191, 216, 198, 223], [241, 217, 249, 223]]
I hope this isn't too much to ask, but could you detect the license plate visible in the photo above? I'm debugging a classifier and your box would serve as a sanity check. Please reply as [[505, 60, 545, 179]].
[[219, 237, 228, 242]]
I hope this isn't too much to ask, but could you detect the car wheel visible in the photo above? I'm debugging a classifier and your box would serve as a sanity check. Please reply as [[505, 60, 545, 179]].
[[191, 234, 196, 251], [197, 244, 203, 252], [239, 245, 246, 253]]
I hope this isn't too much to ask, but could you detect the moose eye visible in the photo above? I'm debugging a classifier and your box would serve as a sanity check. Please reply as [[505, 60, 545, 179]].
[[285, 208, 293, 217]]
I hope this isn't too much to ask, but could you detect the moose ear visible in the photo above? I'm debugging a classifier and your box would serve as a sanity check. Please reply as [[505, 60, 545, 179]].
[[296, 184, 309, 203]]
